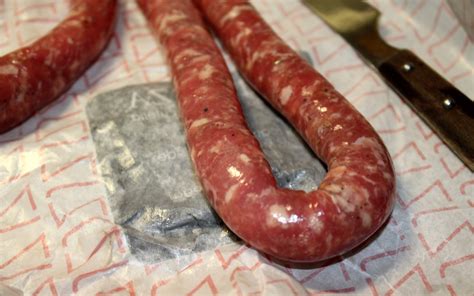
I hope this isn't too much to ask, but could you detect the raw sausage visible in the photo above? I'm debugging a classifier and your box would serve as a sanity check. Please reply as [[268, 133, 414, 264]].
[[139, 0, 396, 262], [0, 0, 117, 134]]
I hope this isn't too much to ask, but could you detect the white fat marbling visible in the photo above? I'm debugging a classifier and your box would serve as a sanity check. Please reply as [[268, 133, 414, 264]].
[[198, 64, 215, 80], [159, 12, 187, 32], [360, 210, 372, 228], [308, 214, 324, 234], [190, 118, 209, 129], [239, 154, 251, 164], [279, 86, 293, 105], [225, 183, 239, 203], [0, 64, 19, 76], [266, 204, 301, 228], [220, 5, 252, 25]]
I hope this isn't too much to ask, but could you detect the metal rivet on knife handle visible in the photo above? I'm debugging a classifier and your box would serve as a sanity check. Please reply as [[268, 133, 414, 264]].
[[402, 63, 414, 72], [443, 98, 456, 110]]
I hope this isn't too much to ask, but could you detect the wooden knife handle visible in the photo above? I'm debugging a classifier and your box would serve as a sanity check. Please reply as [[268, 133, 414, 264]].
[[378, 49, 474, 171]]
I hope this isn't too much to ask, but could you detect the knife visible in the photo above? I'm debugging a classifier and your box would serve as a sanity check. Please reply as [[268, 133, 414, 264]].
[[303, 0, 474, 172]]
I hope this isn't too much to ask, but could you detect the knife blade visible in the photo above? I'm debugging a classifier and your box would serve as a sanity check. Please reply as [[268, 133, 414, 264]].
[[303, 0, 474, 171]]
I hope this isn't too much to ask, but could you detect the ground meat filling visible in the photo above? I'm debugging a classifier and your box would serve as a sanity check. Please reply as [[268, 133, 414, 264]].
[[139, 0, 396, 262]]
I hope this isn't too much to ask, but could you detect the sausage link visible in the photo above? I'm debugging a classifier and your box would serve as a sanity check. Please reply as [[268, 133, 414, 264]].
[[139, 0, 396, 262], [0, 0, 117, 134]]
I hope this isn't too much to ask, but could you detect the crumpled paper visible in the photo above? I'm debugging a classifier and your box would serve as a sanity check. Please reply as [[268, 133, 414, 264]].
[[0, 0, 472, 295]]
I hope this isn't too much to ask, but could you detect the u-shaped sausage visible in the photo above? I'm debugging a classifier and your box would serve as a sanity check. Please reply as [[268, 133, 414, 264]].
[[138, 0, 396, 262], [0, 0, 117, 134]]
